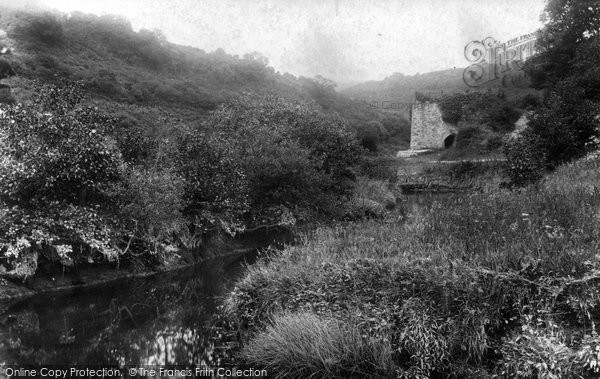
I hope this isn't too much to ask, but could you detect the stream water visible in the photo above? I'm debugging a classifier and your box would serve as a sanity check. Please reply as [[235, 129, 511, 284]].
[[0, 250, 260, 368], [0, 197, 450, 373]]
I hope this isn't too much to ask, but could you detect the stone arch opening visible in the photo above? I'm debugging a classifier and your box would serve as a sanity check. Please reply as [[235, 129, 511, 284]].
[[443, 134, 456, 148]]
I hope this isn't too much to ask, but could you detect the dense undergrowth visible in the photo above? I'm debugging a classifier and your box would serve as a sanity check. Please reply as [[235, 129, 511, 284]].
[[0, 78, 399, 282], [223, 153, 600, 378], [396, 159, 506, 194], [0, 6, 413, 282]]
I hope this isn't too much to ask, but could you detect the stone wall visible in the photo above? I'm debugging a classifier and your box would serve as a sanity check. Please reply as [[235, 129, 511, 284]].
[[410, 101, 458, 150]]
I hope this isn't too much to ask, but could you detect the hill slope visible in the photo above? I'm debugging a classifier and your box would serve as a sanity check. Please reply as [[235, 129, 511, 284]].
[[0, 7, 411, 153], [342, 68, 540, 108]]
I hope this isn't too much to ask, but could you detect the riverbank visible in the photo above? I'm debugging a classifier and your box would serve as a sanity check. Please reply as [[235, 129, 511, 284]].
[[0, 227, 294, 303], [222, 152, 600, 378], [395, 151, 507, 194], [0, 242, 269, 367]]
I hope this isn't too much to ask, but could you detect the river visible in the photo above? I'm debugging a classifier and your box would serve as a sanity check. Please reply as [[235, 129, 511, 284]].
[[0, 250, 260, 368], [0, 196, 450, 371]]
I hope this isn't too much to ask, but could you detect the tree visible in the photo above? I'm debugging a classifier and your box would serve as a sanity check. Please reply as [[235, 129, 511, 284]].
[[507, 0, 600, 184], [526, 0, 600, 88]]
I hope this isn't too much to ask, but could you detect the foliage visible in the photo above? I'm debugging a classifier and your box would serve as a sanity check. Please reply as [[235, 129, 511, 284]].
[[357, 156, 399, 183], [119, 167, 186, 250], [515, 93, 541, 110], [463, 95, 520, 133], [356, 121, 389, 152], [0, 77, 371, 278], [436, 92, 520, 131], [506, 83, 600, 187], [525, 0, 600, 89], [242, 311, 395, 379], [206, 95, 362, 220], [502, 134, 540, 184], [110, 114, 156, 165], [342, 176, 397, 220], [223, 152, 600, 377], [0, 203, 121, 276], [522, 84, 600, 171], [514, 0, 600, 185], [14, 12, 64, 46], [0, 81, 127, 278], [1, 6, 409, 154], [174, 129, 249, 234], [0, 82, 124, 206], [0, 7, 390, 279], [574, 330, 600, 376], [498, 321, 600, 378], [358, 129, 378, 152], [454, 125, 485, 150], [437, 92, 468, 124], [415, 160, 505, 191], [497, 322, 574, 378], [352, 176, 396, 210]]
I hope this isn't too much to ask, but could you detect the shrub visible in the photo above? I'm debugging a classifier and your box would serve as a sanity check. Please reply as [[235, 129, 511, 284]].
[[359, 132, 378, 152], [207, 95, 362, 219], [455, 125, 484, 150], [516, 93, 541, 110], [89, 69, 122, 97], [0, 81, 126, 278], [573, 331, 600, 376], [174, 130, 249, 234], [505, 82, 600, 187], [526, 87, 600, 170], [0, 82, 123, 206], [343, 197, 387, 219], [353, 176, 396, 209], [504, 128, 547, 186], [497, 323, 574, 378], [486, 103, 520, 133], [357, 156, 399, 183], [119, 167, 186, 250], [111, 115, 156, 164]]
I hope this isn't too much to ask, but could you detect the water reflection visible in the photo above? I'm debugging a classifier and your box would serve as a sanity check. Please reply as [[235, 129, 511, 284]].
[[0, 251, 258, 367]]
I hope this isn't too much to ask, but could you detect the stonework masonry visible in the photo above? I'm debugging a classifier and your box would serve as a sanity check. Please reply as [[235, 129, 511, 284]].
[[410, 101, 458, 150]]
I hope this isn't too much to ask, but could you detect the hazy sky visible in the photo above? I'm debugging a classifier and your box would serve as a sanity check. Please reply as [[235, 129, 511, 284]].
[[33, 0, 546, 84]]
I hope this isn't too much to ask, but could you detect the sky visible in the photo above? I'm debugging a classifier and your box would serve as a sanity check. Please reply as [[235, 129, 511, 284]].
[[27, 0, 547, 84]]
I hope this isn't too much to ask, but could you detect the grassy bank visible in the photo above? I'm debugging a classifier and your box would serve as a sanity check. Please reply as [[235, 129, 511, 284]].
[[223, 152, 600, 378], [396, 156, 506, 195]]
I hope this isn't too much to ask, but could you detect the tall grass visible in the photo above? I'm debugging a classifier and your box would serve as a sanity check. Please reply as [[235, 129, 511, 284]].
[[224, 152, 600, 378], [242, 311, 396, 379]]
